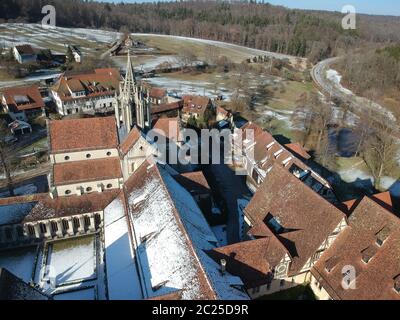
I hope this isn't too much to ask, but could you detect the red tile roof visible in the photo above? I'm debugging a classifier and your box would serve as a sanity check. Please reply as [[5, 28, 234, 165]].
[[152, 117, 182, 141], [207, 237, 286, 288], [182, 95, 211, 116], [14, 44, 35, 55], [342, 192, 393, 215], [53, 157, 122, 186], [151, 101, 182, 115], [23, 190, 120, 222], [312, 196, 400, 300], [284, 142, 311, 160], [48, 116, 118, 153], [244, 164, 345, 275], [51, 68, 120, 102], [174, 171, 211, 195], [1, 85, 45, 112], [149, 87, 167, 99], [119, 126, 141, 156]]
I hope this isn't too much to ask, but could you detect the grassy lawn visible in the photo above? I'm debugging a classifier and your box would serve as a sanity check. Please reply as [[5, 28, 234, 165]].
[[258, 284, 316, 300], [268, 80, 316, 112]]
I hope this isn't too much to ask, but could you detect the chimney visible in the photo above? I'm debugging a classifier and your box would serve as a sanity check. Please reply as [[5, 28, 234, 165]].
[[220, 259, 227, 275]]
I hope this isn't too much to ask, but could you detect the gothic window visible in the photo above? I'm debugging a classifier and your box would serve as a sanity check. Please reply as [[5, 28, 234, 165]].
[[51, 221, 58, 233], [84, 216, 90, 228], [39, 223, 47, 234], [62, 219, 69, 231], [73, 218, 80, 229]]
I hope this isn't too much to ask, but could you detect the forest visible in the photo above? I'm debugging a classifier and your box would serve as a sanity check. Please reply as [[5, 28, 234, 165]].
[[1, 0, 400, 63]]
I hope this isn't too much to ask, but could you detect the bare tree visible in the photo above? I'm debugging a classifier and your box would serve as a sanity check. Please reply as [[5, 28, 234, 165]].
[[363, 117, 398, 190], [0, 120, 15, 196], [204, 44, 220, 66], [177, 47, 197, 70]]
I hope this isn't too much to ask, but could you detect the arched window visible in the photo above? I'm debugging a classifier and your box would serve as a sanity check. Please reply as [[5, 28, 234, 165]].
[[51, 221, 58, 233], [73, 217, 80, 229], [62, 219, 69, 231], [84, 216, 90, 228], [39, 223, 47, 234]]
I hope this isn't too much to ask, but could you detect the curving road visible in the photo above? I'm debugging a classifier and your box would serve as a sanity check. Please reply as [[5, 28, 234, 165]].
[[311, 57, 400, 134]]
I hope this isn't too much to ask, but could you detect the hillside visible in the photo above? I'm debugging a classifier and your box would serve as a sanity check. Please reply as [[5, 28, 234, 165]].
[[1, 0, 400, 62]]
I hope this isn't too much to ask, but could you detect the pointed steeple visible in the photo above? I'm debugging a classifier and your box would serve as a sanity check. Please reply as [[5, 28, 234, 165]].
[[123, 51, 136, 96]]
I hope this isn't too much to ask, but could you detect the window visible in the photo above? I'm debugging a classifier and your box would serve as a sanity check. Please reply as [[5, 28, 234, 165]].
[[51, 221, 58, 233], [62, 219, 69, 231], [84, 216, 90, 228], [64, 155, 70, 161], [86, 187, 92, 192], [28, 225, 35, 236], [73, 217, 80, 229], [280, 280, 285, 288], [106, 151, 112, 156], [39, 223, 47, 234], [86, 153, 91, 159], [106, 183, 112, 189], [65, 190, 71, 195]]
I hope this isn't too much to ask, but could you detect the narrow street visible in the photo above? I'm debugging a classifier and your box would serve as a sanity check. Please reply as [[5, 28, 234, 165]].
[[203, 146, 252, 244]]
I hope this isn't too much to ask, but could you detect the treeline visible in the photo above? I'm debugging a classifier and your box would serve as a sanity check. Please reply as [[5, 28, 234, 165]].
[[1, 0, 400, 62], [337, 45, 400, 117]]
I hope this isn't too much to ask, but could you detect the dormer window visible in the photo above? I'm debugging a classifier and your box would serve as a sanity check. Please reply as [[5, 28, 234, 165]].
[[264, 213, 285, 234], [375, 224, 391, 247], [325, 256, 340, 273], [361, 246, 377, 264]]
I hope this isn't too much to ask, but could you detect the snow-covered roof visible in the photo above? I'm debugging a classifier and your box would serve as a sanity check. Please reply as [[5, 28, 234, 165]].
[[158, 167, 249, 300], [0, 201, 36, 226], [104, 194, 143, 300], [125, 160, 248, 300]]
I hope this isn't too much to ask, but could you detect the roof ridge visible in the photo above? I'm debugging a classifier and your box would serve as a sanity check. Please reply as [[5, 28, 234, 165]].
[[154, 164, 218, 299]]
